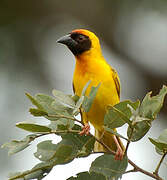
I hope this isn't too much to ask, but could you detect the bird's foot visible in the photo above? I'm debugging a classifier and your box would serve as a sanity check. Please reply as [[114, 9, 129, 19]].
[[113, 135, 124, 161], [79, 123, 90, 135], [115, 146, 124, 161]]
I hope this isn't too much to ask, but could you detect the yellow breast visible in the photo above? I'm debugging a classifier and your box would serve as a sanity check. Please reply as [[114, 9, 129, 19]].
[[73, 55, 119, 130]]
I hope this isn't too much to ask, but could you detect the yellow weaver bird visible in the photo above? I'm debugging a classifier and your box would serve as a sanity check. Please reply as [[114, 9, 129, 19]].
[[57, 29, 124, 160]]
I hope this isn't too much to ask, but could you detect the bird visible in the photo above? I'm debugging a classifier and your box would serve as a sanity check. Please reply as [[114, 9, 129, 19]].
[[57, 29, 124, 160]]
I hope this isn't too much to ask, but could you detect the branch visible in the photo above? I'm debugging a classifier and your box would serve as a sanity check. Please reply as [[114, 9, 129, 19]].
[[128, 159, 164, 180], [123, 168, 137, 174], [154, 152, 167, 176], [124, 127, 134, 155]]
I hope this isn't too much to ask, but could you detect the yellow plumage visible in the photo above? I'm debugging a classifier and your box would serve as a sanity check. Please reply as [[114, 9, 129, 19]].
[[58, 29, 124, 159]]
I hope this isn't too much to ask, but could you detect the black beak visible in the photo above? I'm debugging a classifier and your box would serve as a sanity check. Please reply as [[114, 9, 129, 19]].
[[57, 34, 81, 56], [57, 34, 77, 47]]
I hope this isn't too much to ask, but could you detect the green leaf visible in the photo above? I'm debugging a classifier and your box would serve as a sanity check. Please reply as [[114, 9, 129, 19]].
[[90, 154, 128, 180], [104, 100, 139, 129], [149, 138, 167, 152], [104, 105, 131, 128], [16, 122, 51, 133], [61, 125, 95, 157], [34, 140, 59, 161], [52, 89, 75, 108], [34, 139, 78, 164], [29, 108, 48, 116], [48, 114, 74, 131], [77, 137, 95, 157], [149, 129, 167, 154], [81, 80, 91, 96], [127, 121, 151, 142], [2, 134, 37, 155], [71, 81, 91, 114], [51, 99, 70, 112], [35, 94, 58, 114], [25, 93, 44, 110], [8, 162, 53, 180], [27, 93, 67, 121], [67, 172, 106, 180], [50, 139, 78, 164], [73, 96, 84, 115], [82, 83, 101, 112], [139, 85, 167, 120]]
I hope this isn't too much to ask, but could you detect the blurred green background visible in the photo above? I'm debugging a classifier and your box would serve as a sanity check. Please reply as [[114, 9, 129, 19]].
[[1, 1, 167, 179]]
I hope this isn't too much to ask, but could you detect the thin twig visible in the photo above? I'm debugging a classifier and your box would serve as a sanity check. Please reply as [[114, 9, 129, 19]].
[[128, 159, 164, 180], [53, 129, 81, 134], [88, 133, 116, 155], [125, 128, 134, 155], [154, 152, 167, 176], [123, 168, 137, 174]]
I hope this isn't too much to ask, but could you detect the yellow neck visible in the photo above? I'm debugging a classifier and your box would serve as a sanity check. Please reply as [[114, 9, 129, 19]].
[[75, 50, 105, 76]]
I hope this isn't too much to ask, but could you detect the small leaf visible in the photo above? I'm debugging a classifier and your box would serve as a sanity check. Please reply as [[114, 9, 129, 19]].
[[149, 138, 167, 152], [67, 172, 106, 180], [2, 134, 37, 155], [29, 108, 48, 116], [90, 154, 128, 180], [8, 162, 53, 180], [104, 100, 139, 129], [16, 122, 51, 133], [139, 85, 167, 120], [48, 114, 74, 131], [25, 93, 44, 110], [73, 96, 85, 115], [52, 89, 75, 108], [127, 121, 151, 142], [51, 100, 69, 112], [35, 94, 57, 114], [2, 141, 29, 156], [82, 83, 101, 112], [149, 129, 167, 154], [80, 80, 91, 97]]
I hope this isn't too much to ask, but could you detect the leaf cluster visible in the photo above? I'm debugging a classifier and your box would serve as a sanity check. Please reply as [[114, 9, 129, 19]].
[[2, 84, 167, 180]]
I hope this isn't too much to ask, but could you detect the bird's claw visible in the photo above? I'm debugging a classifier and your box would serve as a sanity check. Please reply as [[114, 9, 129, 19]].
[[79, 123, 90, 135], [113, 135, 124, 161], [114, 146, 124, 161]]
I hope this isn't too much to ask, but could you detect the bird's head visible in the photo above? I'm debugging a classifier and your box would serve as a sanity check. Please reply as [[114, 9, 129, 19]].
[[57, 29, 102, 57]]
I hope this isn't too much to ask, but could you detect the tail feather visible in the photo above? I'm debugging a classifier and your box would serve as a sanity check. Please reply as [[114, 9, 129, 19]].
[[94, 129, 124, 152]]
